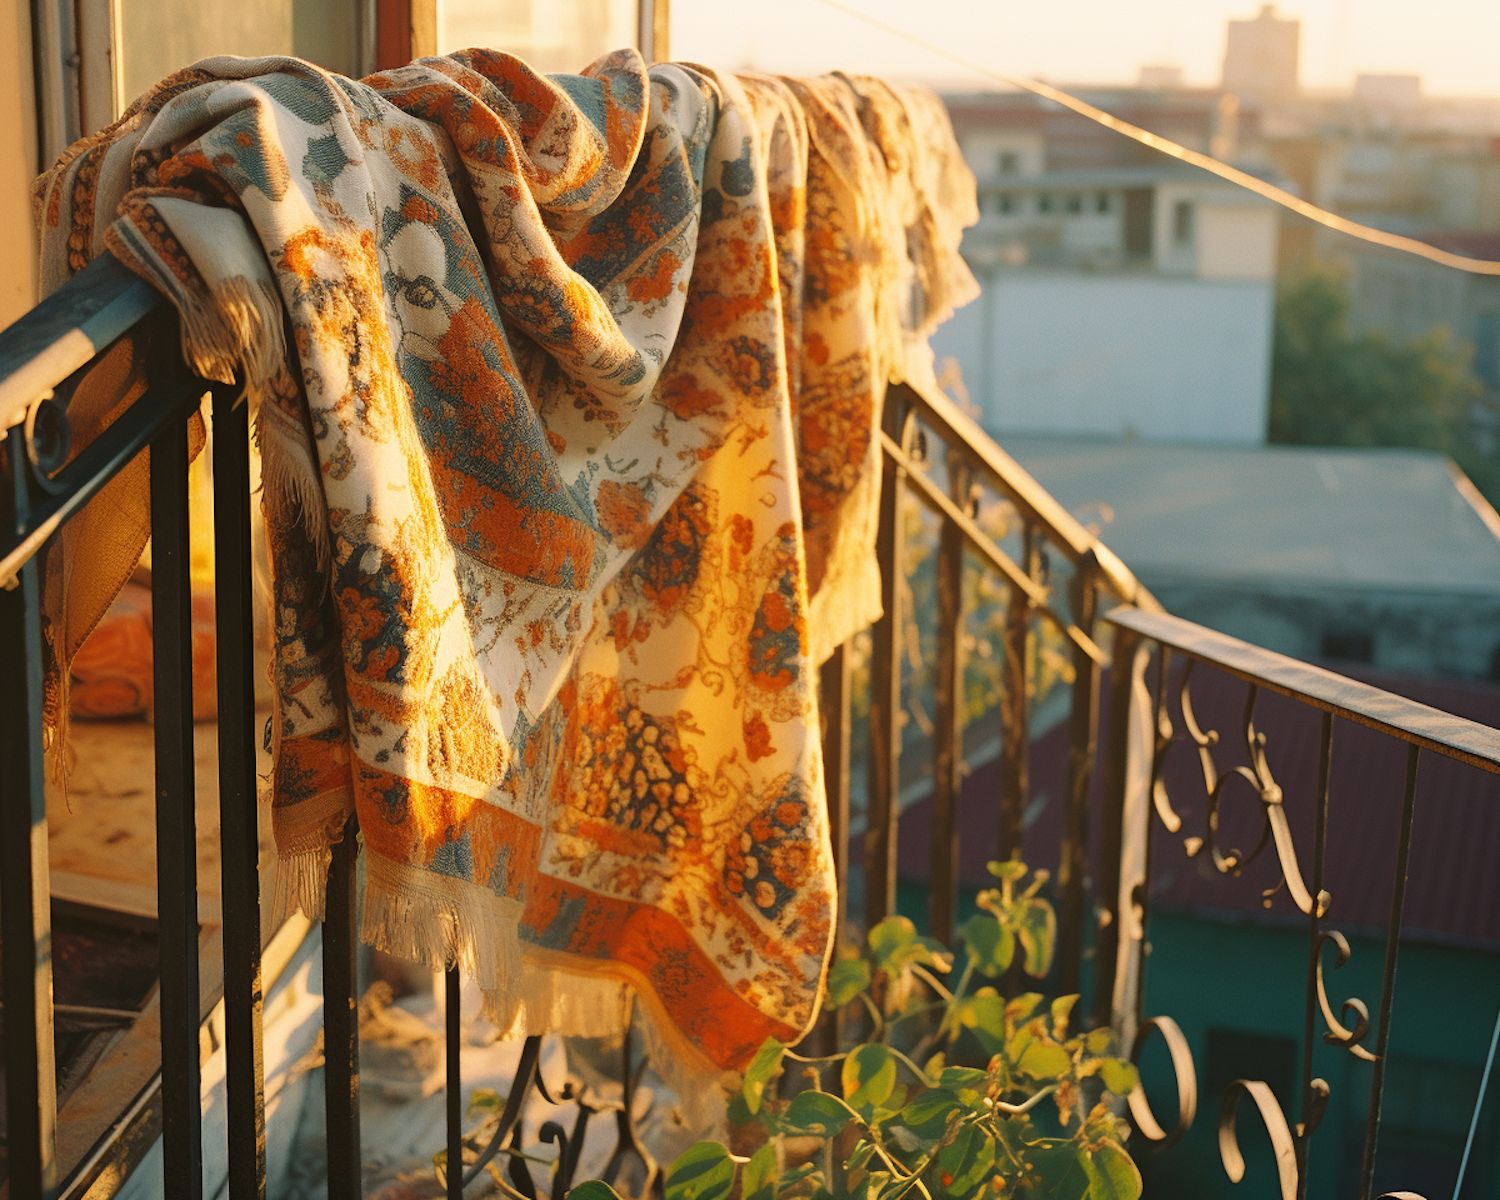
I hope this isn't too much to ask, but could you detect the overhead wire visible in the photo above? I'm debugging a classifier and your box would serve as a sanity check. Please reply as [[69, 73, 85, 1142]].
[[815, 0, 1500, 277]]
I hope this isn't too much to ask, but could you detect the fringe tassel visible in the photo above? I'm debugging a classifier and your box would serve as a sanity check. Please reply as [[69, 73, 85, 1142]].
[[354, 849, 736, 1130]]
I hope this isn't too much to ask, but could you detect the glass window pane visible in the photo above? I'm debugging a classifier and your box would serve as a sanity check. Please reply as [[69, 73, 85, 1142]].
[[439, 0, 638, 73]]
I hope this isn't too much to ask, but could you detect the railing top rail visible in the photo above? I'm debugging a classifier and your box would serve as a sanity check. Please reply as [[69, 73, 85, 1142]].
[[0, 253, 161, 435], [1109, 604, 1500, 775], [895, 381, 1160, 611]]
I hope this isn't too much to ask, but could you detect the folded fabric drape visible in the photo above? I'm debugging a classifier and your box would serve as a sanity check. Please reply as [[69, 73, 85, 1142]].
[[35, 47, 976, 1103]]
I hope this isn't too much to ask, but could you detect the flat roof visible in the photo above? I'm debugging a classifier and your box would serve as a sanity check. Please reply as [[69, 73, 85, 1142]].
[[997, 437, 1500, 595]]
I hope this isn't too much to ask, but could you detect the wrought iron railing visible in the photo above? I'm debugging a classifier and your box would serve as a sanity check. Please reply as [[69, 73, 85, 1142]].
[[2, 249, 1493, 1199]]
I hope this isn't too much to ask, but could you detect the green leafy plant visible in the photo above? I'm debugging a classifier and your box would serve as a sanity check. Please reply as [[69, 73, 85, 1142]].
[[570, 861, 1142, 1200]]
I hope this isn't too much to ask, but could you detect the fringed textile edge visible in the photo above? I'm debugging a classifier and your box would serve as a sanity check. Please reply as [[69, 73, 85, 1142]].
[[360, 849, 736, 1130]]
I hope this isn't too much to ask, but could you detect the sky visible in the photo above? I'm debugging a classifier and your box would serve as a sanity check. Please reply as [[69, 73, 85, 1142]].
[[671, 0, 1500, 97]]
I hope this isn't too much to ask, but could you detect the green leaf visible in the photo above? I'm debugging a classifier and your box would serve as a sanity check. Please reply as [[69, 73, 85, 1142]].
[[665, 1142, 737, 1200], [853, 1170, 891, 1200], [868, 916, 918, 968], [742, 1038, 786, 1114], [1004, 993, 1043, 1026], [955, 987, 1005, 1037], [1051, 995, 1079, 1039], [935, 1126, 996, 1198], [743, 1143, 777, 1200], [1027, 1143, 1091, 1200], [467, 1086, 504, 1117], [1098, 1058, 1140, 1096], [1016, 1036, 1072, 1080], [961, 914, 1015, 975], [898, 1088, 962, 1142], [568, 1184, 625, 1200], [781, 1090, 858, 1138], [1084, 1028, 1115, 1057], [1016, 898, 1057, 977], [842, 1044, 897, 1113], [937, 1066, 989, 1092], [1083, 1142, 1143, 1200], [827, 957, 873, 1008]]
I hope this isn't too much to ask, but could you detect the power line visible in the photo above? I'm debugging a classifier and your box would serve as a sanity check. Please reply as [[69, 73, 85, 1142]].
[[815, 0, 1500, 277]]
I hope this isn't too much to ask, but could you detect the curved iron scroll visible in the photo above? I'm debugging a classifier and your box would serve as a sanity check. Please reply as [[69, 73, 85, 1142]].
[[1163, 663, 1325, 918], [1218, 1079, 1298, 1200], [457, 1016, 660, 1200], [1315, 931, 1377, 1062], [1126, 1015, 1196, 1148]]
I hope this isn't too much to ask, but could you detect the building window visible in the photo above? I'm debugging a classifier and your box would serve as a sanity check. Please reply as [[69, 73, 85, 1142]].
[[998, 192, 1017, 215], [1095, 191, 1111, 213], [1123, 188, 1153, 258], [1065, 193, 1083, 214], [1321, 629, 1374, 664], [1038, 193, 1055, 213], [1172, 199, 1195, 246], [997, 150, 1020, 176]]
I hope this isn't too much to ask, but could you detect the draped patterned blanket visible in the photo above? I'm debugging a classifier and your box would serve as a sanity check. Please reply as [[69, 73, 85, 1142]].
[[36, 48, 976, 1098]]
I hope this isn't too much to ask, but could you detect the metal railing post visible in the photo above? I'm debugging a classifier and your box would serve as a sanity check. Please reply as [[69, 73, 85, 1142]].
[[866, 391, 909, 930], [212, 385, 268, 1199], [148, 398, 204, 1198], [0, 423, 59, 1197], [997, 524, 1038, 862], [929, 454, 969, 946], [1057, 552, 1099, 997], [1091, 623, 1141, 1029]]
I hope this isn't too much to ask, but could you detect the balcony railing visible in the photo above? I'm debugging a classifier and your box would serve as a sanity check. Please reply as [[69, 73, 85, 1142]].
[[2, 249, 1494, 1200]]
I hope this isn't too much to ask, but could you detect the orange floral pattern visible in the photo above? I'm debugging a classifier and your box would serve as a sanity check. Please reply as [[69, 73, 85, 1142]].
[[35, 50, 975, 1090]]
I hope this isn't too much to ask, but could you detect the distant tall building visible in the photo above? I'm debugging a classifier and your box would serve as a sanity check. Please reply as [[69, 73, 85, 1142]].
[[1221, 5, 1299, 105]]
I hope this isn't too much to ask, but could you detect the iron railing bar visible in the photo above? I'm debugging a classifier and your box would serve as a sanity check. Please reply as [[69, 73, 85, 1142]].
[[865, 396, 909, 929], [0, 423, 60, 1196], [447, 966, 463, 1198], [212, 386, 268, 1199], [817, 642, 852, 1054], [148, 407, 204, 1198], [1056, 556, 1100, 996], [891, 381, 1159, 611], [1295, 711, 1333, 1200], [881, 432, 1106, 667], [1107, 606, 1500, 775], [929, 453, 967, 945], [1092, 623, 1142, 1029], [0, 252, 161, 435], [0, 376, 207, 583], [324, 815, 362, 1200], [1133, 647, 1169, 1024], [1359, 744, 1420, 1200], [997, 523, 1038, 863]]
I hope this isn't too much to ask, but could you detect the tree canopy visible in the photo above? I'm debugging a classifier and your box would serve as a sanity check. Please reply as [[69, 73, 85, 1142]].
[[1268, 264, 1497, 502]]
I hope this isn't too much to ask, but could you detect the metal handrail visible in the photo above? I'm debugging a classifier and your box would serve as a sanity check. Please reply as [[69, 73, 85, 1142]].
[[1109, 605, 1500, 775], [0, 254, 160, 435]]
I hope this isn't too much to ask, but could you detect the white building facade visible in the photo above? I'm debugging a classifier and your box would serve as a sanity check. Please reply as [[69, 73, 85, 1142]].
[[931, 155, 1281, 445]]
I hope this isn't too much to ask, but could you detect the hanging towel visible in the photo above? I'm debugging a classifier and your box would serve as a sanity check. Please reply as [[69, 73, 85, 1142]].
[[35, 48, 976, 1103]]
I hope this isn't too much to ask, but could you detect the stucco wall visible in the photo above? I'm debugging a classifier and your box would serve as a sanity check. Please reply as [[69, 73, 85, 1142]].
[[931, 271, 1275, 444]]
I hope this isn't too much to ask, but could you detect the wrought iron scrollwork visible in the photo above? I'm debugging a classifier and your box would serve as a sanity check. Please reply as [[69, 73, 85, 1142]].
[[1314, 931, 1377, 1062], [1126, 1015, 1196, 1148], [458, 1013, 660, 1200], [1218, 1079, 1298, 1200], [1161, 663, 1324, 917]]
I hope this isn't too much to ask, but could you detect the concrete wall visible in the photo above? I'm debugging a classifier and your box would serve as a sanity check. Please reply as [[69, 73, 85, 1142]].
[[931, 271, 1275, 444]]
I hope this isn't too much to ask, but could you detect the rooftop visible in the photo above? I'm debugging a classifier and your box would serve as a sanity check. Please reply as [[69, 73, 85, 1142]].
[[999, 436, 1500, 596]]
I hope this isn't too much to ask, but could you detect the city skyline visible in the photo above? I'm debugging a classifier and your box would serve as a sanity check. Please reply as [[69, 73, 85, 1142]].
[[673, 0, 1500, 98]]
